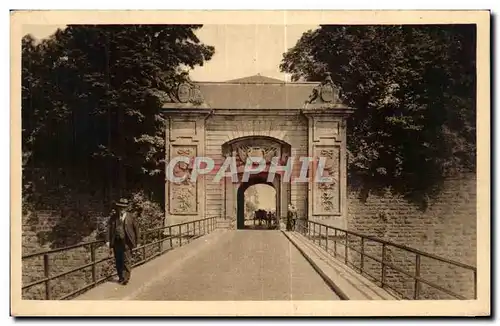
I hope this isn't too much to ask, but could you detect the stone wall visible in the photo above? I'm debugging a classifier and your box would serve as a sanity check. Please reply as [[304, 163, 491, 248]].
[[21, 210, 114, 300], [345, 173, 477, 299]]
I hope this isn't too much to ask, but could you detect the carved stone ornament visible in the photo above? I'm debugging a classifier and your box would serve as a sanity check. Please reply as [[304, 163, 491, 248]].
[[170, 146, 197, 214], [320, 84, 338, 103], [222, 138, 291, 170], [320, 149, 339, 179], [190, 86, 204, 103], [314, 147, 340, 214], [235, 145, 280, 165], [306, 72, 341, 105], [177, 83, 191, 103], [163, 81, 205, 104], [171, 185, 195, 213]]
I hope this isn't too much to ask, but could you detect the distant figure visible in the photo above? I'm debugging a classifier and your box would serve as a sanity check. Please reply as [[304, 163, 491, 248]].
[[287, 204, 297, 231], [106, 198, 140, 285], [270, 211, 279, 230]]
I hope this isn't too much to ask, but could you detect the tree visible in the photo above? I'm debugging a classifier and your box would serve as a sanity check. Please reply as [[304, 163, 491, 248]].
[[22, 25, 214, 246], [245, 186, 260, 219], [280, 25, 476, 204], [22, 25, 215, 208]]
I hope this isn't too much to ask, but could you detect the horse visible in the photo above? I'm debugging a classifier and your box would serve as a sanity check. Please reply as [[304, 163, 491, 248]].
[[253, 209, 266, 226]]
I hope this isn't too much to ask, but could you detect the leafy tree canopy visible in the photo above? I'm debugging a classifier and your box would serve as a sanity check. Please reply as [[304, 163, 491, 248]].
[[244, 186, 260, 218], [280, 25, 476, 204], [22, 25, 214, 207]]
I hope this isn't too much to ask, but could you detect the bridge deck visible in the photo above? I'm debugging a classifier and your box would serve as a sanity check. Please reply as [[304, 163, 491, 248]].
[[76, 229, 341, 301]]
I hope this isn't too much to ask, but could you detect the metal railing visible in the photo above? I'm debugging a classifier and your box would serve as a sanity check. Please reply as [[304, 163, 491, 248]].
[[22, 216, 218, 300], [296, 220, 477, 300]]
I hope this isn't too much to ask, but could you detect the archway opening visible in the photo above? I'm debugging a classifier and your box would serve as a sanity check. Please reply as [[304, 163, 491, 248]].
[[222, 136, 290, 229], [236, 174, 278, 230]]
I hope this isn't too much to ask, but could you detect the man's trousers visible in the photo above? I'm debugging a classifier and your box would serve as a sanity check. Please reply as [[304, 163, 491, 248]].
[[113, 238, 132, 282]]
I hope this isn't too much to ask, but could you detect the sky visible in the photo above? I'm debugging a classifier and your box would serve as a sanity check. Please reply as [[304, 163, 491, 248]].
[[22, 24, 312, 209], [189, 24, 317, 81], [247, 184, 276, 211], [22, 24, 318, 82]]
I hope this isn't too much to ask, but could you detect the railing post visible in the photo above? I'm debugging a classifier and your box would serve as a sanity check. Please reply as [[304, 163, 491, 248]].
[[313, 224, 316, 244], [325, 227, 328, 253], [319, 225, 322, 247], [142, 234, 146, 261], [43, 253, 50, 300], [381, 243, 387, 288], [474, 270, 477, 299], [169, 226, 173, 249], [179, 225, 182, 246], [414, 254, 421, 300], [158, 229, 163, 253], [360, 237, 365, 274], [90, 243, 96, 285], [334, 229, 337, 257], [344, 232, 349, 265], [321, 225, 324, 247]]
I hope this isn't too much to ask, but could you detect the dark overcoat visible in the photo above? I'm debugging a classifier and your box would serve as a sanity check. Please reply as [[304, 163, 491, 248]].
[[108, 212, 140, 248]]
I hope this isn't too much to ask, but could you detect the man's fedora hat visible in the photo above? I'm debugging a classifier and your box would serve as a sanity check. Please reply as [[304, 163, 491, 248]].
[[114, 198, 129, 208]]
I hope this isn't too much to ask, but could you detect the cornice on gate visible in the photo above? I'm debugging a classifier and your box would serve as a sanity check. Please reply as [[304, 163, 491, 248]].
[[158, 73, 355, 117]]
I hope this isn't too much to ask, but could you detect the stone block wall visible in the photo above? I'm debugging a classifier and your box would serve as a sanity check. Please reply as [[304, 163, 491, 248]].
[[346, 173, 477, 299], [22, 210, 114, 300]]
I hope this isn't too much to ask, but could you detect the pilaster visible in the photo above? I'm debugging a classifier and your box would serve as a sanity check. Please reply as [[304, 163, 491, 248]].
[[302, 73, 355, 228], [160, 81, 212, 226]]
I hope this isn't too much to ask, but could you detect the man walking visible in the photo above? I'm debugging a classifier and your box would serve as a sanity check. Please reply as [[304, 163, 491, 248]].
[[107, 198, 140, 285]]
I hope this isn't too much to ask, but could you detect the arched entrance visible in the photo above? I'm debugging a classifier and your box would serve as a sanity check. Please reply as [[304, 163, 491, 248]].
[[236, 174, 279, 229], [222, 136, 290, 229]]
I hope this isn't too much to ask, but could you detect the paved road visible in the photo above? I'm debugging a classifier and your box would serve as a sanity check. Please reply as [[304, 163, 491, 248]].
[[127, 230, 340, 301]]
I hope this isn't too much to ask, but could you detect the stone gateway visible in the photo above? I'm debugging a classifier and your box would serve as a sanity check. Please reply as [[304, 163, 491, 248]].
[[161, 74, 354, 229]]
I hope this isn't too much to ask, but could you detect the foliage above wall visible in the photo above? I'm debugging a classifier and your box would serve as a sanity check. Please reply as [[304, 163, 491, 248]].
[[281, 25, 476, 204], [22, 25, 215, 207]]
